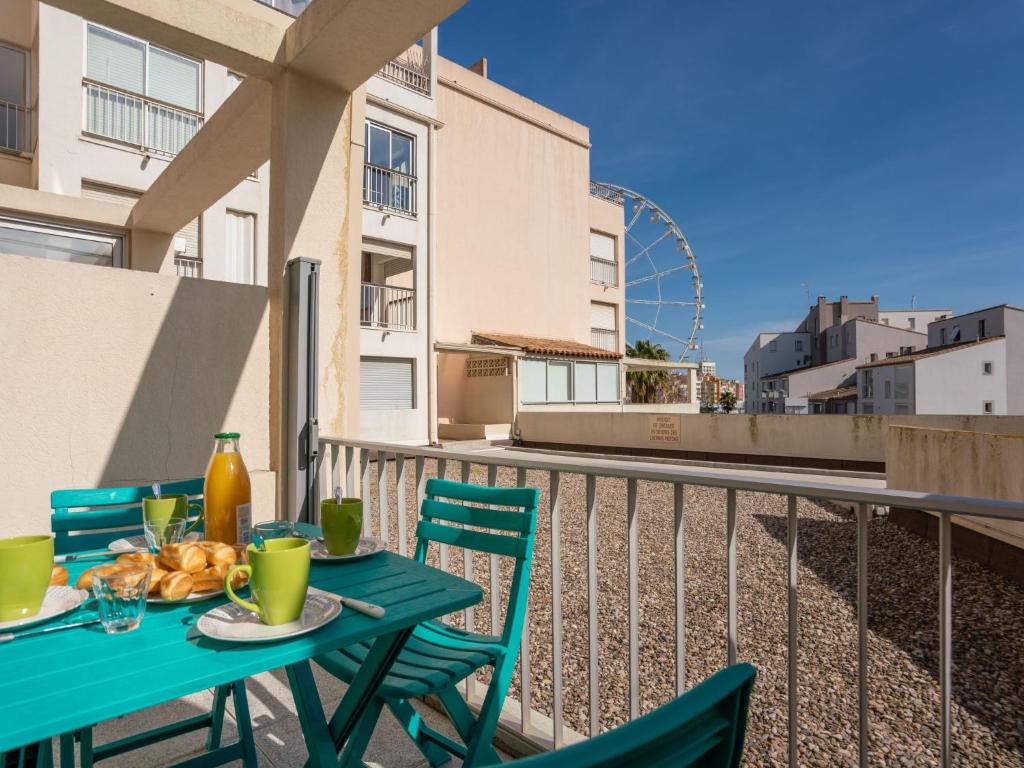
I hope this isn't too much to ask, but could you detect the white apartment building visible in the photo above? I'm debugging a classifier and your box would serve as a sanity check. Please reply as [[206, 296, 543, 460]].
[[743, 332, 811, 413]]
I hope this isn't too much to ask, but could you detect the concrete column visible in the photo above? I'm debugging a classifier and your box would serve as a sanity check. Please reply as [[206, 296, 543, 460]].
[[267, 70, 362, 508]]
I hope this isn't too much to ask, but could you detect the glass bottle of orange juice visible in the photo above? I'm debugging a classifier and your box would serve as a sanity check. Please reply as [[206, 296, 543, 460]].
[[203, 432, 252, 545]]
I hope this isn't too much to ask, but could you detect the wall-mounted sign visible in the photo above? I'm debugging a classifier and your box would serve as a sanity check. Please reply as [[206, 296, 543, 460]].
[[648, 414, 681, 445]]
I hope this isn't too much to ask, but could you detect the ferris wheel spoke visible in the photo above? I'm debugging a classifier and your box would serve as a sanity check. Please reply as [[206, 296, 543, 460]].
[[627, 299, 698, 307], [625, 203, 646, 233], [625, 316, 690, 347], [625, 264, 692, 286], [625, 228, 673, 268]]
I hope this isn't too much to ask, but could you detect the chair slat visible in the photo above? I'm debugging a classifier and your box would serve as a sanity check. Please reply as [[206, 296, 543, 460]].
[[426, 478, 538, 511], [421, 498, 534, 533], [50, 478, 203, 509], [416, 520, 528, 560]]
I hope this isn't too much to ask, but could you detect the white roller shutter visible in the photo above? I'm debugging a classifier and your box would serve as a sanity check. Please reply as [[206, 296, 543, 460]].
[[147, 46, 201, 111], [590, 231, 615, 262], [590, 302, 616, 331], [360, 357, 414, 410], [225, 210, 255, 284], [86, 25, 145, 94]]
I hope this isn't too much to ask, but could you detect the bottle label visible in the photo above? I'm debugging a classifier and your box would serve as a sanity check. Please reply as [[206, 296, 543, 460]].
[[236, 504, 252, 544]]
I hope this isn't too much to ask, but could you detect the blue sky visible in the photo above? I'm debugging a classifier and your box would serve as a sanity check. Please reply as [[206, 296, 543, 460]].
[[440, 0, 1024, 379]]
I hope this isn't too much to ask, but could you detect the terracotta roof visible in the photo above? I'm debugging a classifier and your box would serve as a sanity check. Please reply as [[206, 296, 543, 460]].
[[471, 332, 621, 359], [856, 336, 1004, 369], [807, 386, 858, 401]]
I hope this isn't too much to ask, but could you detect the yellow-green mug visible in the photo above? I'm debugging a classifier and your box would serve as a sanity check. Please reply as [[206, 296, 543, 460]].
[[143, 494, 203, 535], [321, 498, 363, 556], [224, 538, 310, 625], [0, 535, 54, 621]]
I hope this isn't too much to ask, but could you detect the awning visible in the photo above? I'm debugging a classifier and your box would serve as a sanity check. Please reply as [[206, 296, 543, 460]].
[[471, 331, 621, 359]]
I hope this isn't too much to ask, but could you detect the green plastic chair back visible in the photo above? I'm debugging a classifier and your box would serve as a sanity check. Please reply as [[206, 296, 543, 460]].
[[498, 663, 756, 768]]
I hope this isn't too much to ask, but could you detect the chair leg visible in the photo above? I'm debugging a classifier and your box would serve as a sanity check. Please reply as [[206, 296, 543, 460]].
[[230, 680, 259, 768], [206, 684, 231, 751], [462, 660, 517, 768], [387, 699, 452, 767], [77, 729, 93, 768], [438, 685, 502, 768], [58, 734, 74, 768], [338, 697, 383, 768]]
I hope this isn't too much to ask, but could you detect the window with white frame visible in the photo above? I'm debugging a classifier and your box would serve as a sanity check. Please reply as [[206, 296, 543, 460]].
[[590, 302, 618, 351], [360, 357, 415, 410], [862, 369, 874, 399], [363, 121, 415, 214], [894, 365, 911, 399], [225, 210, 256, 285], [589, 231, 618, 286], [0, 43, 30, 153], [84, 24, 203, 156], [520, 358, 619, 405], [0, 214, 125, 267]]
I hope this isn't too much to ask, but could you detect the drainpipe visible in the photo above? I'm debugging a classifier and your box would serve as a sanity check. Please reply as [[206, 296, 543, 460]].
[[426, 31, 440, 446]]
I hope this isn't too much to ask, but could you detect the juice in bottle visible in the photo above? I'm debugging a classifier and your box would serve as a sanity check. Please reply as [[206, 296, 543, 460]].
[[203, 432, 252, 545]]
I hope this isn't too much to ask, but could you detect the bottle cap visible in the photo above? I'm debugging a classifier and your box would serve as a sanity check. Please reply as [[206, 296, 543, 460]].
[[214, 432, 241, 439]]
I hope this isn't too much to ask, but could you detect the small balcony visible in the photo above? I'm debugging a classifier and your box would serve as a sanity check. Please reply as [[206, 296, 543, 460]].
[[590, 256, 617, 286], [361, 282, 415, 331], [363, 164, 417, 216], [0, 99, 32, 155], [83, 80, 202, 157], [590, 327, 617, 352], [377, 49, 430, 95]]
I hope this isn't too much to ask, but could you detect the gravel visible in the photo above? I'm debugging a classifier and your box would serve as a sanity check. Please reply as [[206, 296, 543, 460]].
[[365, 458, 1024, 766]]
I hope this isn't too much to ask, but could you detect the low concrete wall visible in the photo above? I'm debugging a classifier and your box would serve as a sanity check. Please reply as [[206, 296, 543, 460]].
[[0, 254, 276, 537], [516, 412, 1024, 468]]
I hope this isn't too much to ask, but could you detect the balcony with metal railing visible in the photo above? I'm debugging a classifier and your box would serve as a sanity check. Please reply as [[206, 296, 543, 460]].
[[590, 328, 618, 352], [82, 80, 203, 157], [0, 99, 32, 155], [377, 48, 431, 95], [590, 257, 618, 287], [362, 164, 417, 216], [360, 282, 415, 331]]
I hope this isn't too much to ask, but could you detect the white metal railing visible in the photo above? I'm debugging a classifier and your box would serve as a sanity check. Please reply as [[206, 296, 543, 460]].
[[253, 0, 311, 15], [313, 436, 1024, 767], [590, 257, 617, 287], [0, 100, 32, 154], [378, 52, 430, 95], [360, 282, 415, 331], [83, 80, 202, 157], [363, 164, 417, 215], [590, 328, 617, 352], [174, 256, 203, 279]]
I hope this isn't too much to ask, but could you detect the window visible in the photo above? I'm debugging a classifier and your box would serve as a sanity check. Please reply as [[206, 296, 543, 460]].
[[884, 380, 891, 399], [862, 369, 874, 399], [0, 214, 125, 267], [520, 358, 619, 404], [951, 324, 961, 343], [589, 231, 618, 286], [894, 365, 910, 399], [978, 318, 987, 338], [84, 24, 203, 156], [900, 346, 914, 356], [983, 361, 993, 375], [881, 318, 890, 326], [894, 403, 909, 415], [546, 361, 572, 402], [794, 339, 803, 352], [983, 401, 994, 414], [590, 302, 617, 351], [0, 43, 30, 153], [769, 340, 777, 352], [939, 327, 947, 345], [359, 357, 414, 410], [908, 317, 916, 329], [225, 210, 256, 285], [363, 121, 416, 214], [861, 403, 874, 414]]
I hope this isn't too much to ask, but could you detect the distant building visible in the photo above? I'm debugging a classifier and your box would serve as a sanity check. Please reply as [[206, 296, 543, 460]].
[[743, 332, 811, 413]]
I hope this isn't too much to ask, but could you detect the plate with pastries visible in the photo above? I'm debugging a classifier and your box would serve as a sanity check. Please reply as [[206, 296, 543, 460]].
[[74, 541, 249, 604]]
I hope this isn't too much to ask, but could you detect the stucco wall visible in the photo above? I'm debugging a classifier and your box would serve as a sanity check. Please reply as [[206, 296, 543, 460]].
[[915, 339, 1008, 415], [464, 374, 514, 424], [0, 254, 275, 537], [886, 426, 1024, 548], [517, 411, 1024, 464]]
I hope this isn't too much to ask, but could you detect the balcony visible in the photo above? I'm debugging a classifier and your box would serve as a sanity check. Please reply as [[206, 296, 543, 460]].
[[0, 99, 32, 155], [590, 256, 618, 287], [363, 164, 417, 216], [377, 49, 431, 95], [83, 80, 202, 157], [174, 255, 203, 279], [360, 282, 415, 331], [590, 327, 617, 352]]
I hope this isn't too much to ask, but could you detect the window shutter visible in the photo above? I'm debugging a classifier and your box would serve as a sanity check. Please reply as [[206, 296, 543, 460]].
[[360, 358, 414, 410], [147, 46, 201, 111], [81, 181, 140, 206], [589, 232, 615, 262], [86, 25, 145, 94], [225, 211, 255, 284], [175, 217, 201, 261], [590, 302, 616, 331]]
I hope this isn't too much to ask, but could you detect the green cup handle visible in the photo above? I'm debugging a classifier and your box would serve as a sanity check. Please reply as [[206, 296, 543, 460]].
[[224, 564, 261, 619], [184, 502, 204, 536]]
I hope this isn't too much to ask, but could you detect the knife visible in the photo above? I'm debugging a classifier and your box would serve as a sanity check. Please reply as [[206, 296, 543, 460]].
[[339, 595, 385, 619], [55, 549, 147, 564], [0, 618, 102, 643]]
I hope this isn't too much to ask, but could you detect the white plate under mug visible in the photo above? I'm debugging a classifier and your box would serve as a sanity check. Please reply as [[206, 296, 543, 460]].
[[0, 586, 90, 633], [195, 588, 342, 643], [108, 533, 200, 552], [310, 537, 384, 563]]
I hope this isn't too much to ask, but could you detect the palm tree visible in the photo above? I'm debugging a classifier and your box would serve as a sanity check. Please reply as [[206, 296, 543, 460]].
[[626, 339, 670, 403], [719, 390, 738, 414]]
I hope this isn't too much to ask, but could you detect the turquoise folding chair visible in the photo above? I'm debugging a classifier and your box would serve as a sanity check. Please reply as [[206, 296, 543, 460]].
[[49, 480, 257, 768], [2, 740, 52, 768], [495, 663, 756, 768], [315, 478, 539, 768]]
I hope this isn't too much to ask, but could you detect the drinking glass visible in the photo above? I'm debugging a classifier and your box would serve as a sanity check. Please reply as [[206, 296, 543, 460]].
[[144, 518, 186, 553], [252, 520, 294, 549], [93, 564, 152, 634]]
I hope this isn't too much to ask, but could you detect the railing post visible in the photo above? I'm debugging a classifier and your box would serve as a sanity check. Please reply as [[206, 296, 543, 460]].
[[516, 465, 532, 735], [857, 503, 870, 768], [674, 482, 686, 695], [939, 511, 952, 768], [627, 478, 640, 720], [395, 453, 406, 557], [345, 446, 355, 498], [377, 451, 389, 545], [787, 495, 799, 768], [360, 450, 370, 537], [726, 488, 738, 666], [487, 464, 500, 635], [550, 470, 564, 747], [585, 475, 601, 735]]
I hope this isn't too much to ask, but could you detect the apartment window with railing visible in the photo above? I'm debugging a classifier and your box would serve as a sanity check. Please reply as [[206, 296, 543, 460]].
[[360, 242, 415, 331], [83, 24, 203, 157], [0, 43, 31, 154], [363, 121, 416, 215], [590, 302, 618, 351], [589, 230, 618, 286], [377, 43, 430, 95]]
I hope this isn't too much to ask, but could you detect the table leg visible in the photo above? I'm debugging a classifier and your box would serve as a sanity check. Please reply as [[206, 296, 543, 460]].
[[287, 661, 341, 768]]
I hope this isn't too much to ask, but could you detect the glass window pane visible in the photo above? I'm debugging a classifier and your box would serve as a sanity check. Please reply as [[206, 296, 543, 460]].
[[575, 362, 597, 402], [521, 359, 546, 403], [86, 25, 145, 94], [390, 133, 412, 174], [0, 44, 26, 104], [368, 124, 390, 168], [547, 361, 572, 402], [148, 47, 201, 111], [0, 220, 117, 267], [597, 363, 619, 402]]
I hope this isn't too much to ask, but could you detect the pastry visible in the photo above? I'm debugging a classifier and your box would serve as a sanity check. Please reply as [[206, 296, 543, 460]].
[[158, 543, 206, 573], [159, 571, 193, 601], [50, 565, 69, 586], [147, 567, 168, 595], [196, 541, 236, 567], [117, 552, 157, 566], [75, 563, 124, 591], [192, 564, 228, 592]]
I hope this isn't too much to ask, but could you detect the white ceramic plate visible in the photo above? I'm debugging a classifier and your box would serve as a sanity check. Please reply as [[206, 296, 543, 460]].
[[0, 586, 90, 632], [196, 588, 341, 643], [108, 533, 200, 552], [310, 537, 384, 563], [147, 587, 226, 605]]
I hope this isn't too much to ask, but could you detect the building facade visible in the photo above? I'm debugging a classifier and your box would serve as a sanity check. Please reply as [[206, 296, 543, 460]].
[[743, 332, 811, 413]]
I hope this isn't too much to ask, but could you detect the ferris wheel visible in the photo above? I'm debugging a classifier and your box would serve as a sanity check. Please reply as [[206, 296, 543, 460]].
[[590, 182, 705, 360]]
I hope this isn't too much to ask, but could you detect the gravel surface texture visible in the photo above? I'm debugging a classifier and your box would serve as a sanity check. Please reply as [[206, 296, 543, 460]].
[[358, 457, 1024, 767]]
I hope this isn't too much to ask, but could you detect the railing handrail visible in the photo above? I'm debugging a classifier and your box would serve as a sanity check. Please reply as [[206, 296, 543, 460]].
[[82, 77, 204, 119], [363, 162, 417, 181], [316, 435, 1024, 522], [360, 281, 415, 293]]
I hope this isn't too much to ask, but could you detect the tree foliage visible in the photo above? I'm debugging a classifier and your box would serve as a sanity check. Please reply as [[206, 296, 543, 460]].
[[625, 339, 671, 403], [719, 390, 738, 413]]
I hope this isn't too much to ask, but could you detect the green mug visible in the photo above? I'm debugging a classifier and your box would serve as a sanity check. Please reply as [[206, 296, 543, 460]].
[[0, 535, 54, 621], [224, 538, 310, 625], [143, 494, 203, 534], [321, 498, 363, 556]]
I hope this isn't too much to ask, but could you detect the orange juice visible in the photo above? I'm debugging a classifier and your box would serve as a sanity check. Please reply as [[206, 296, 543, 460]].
[[203, 432, 252, 545]]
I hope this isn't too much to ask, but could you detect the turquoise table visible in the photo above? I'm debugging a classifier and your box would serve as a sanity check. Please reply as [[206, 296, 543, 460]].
[[0, 537, 483, 768]]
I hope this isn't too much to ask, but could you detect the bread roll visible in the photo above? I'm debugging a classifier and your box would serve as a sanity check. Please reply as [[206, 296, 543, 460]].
[[76, 563, 125, 591], [192, 564, 226, 593], [50, 565, 69, 586], [158, 543, 206, 573], [196, 541, 236, 567], [117, 552, 157, 567], [148, 567, 168, 595], [159, 571, 193, 601]]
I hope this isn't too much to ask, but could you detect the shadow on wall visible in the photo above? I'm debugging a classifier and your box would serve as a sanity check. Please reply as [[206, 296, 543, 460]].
[[754, 512, 1024, 756]]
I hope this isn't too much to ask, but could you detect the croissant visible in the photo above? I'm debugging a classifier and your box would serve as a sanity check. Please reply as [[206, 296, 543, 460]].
[[158, 543, 206, 573], [196, 541, 237, 567], [50, 565, 69, 587], [117, 552, 157, 567], [159, 571, 193, 601]]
